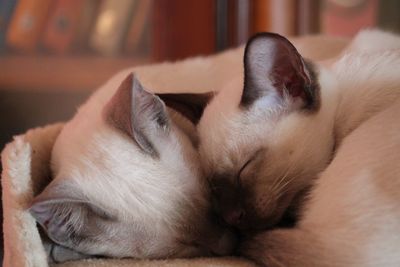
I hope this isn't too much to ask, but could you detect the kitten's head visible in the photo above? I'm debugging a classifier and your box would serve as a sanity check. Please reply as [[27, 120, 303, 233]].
[[198, 33, 336, 231], [30, 74, 235, 260]]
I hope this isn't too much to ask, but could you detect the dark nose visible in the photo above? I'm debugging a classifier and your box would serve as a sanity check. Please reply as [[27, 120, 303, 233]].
[[223, 209, 245, 226]]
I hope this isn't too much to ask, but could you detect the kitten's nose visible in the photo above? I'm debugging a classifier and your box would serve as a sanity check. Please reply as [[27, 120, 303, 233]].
[[223, 209, 245, 226]]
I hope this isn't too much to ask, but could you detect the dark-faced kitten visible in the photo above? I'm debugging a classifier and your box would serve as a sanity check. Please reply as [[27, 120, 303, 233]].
[[199, 30, 400, 266]]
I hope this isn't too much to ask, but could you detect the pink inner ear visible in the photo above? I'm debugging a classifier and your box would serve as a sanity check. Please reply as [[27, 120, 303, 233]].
[[271, 50, 310, 102], [242, 32, 318, 109], [288, 81, 306, 98]]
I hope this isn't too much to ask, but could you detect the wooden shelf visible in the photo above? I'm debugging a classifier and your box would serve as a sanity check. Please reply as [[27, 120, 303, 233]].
[[0, 55, 151, 92]]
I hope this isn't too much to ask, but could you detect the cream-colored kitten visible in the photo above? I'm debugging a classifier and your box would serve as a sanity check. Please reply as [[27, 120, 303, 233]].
[[198, 29, 400, 265], [30, 73, 235, 262]]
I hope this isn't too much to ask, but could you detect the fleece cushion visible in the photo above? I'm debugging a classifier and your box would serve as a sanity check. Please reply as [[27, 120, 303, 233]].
[[2, 35, 349, 267]]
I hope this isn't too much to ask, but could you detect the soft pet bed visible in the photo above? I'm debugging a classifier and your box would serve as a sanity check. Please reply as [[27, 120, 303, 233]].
[[2, 35, 349, 267]]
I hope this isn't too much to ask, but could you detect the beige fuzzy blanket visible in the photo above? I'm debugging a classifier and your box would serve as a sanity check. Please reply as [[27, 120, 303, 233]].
[[2, 35, 349, 267]]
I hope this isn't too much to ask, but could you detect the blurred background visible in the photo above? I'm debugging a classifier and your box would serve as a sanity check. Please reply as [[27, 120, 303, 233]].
[[0, 0, 400, 260], [1, 0, 400, 148]]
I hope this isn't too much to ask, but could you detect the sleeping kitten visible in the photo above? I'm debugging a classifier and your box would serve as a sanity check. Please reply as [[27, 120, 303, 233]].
[[198, 29, 400, 230], [29, 73, 235, 262]]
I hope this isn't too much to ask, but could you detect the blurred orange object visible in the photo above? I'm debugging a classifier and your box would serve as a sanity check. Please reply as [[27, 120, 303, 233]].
[[6, 0, 52, 52], [42, 0, 83, 54]]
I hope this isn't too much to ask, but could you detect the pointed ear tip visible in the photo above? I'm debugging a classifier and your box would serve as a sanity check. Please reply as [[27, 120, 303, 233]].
[[132, 77, 154, 97], [28, 202, 36, 213], [118, 72, 136, 91], [29, 196, 50, 210], [28, 200, 47, 221], [248, 32, 287, 41], [130, 72, 138, 83], [246, 32, 291, 49], [29, 195, 43, 208], [131, 74, 144, 90]]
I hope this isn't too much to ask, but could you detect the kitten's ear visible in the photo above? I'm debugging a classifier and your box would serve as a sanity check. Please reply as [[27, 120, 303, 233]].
[[241, 32, 319, 110], [29, 181, 112, 248], [103, 73, 169, 157]]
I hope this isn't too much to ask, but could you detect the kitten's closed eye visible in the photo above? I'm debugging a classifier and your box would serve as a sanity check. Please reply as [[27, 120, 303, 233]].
[[238, 149, 266, 184]]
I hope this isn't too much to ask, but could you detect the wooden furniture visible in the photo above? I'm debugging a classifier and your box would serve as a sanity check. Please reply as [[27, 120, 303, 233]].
[[0, 55, 149, 91]]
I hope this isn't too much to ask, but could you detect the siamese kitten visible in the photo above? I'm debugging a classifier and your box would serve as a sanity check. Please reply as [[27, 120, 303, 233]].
[[199, 30, 400, 230], [29, 73, 235, 263], [197, 29, 400, 265]]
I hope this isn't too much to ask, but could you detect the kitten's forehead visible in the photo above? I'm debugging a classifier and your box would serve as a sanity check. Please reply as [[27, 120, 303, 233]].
[[199, 106, 273, 174]]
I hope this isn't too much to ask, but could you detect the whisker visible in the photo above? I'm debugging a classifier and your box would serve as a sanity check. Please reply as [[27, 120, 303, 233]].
[[271, 158, 298, 192], [276, 173, 303, 198], [271, 165, 291, 191], [272, 136, 309, 194]]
